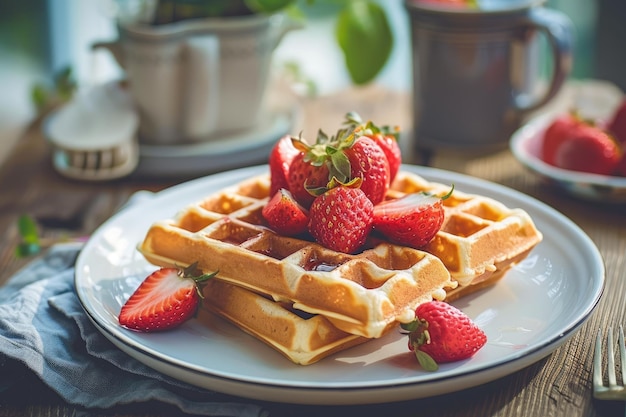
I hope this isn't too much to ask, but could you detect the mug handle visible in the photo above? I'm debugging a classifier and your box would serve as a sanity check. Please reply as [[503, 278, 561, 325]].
[[514, 7, 574, 113], [181, 35, 220, 140]]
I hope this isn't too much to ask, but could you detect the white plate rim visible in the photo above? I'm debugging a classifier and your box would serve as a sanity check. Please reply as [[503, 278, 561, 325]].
[[74, 164, 605, 405]]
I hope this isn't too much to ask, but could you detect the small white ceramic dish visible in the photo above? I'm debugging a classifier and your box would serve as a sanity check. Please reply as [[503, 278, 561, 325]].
[[75, 165, 604, 405], [45, 82, 140, 181], [510, 114, 626, 203]]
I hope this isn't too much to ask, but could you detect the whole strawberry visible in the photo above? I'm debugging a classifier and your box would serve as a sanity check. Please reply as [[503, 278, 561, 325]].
[[286, 137, 332, 208], [269, 134, 300, 197], [608, 99, 626, 145], [119, 263, 216, 332], [541, 113, 581, 166], [308, 183, 374, 253], [553, 124, 622, 176], [372, 188, 452, 248], [344, 111, 402, 183], [344, 136, 391, 205], [262, 188, 309, 236], [402, 301, 487, 371]]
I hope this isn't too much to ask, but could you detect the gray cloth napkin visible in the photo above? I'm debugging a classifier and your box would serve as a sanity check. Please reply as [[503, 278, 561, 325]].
[[0, 242, 266, 417]]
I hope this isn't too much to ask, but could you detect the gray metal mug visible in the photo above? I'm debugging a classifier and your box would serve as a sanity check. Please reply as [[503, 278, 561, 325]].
[[405, 0, 573, 151]]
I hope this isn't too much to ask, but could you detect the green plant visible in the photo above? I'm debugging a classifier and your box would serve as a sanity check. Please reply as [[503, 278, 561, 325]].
[[139, 0, 393, 85]]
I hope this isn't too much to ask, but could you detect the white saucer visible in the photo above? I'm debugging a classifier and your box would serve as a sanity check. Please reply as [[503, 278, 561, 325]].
[[133, 109, 296, 180]]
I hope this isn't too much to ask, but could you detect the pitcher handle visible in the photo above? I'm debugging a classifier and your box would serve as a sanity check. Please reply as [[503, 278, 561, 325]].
[[92, 40, 125, 69], [513, 7, 574, 113], [268, 14, 304, 50], [181, 34, 220, 140]]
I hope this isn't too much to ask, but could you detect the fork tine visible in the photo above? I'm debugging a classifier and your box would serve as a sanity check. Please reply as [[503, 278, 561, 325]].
[[619, 324, 626, 385], [594, 329, 604, 389], [607, 327, 617, 388]]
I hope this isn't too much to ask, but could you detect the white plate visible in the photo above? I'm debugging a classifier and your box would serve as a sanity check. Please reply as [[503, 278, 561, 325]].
[[510, 114, 626, 203], [75, 165, 604, 405]]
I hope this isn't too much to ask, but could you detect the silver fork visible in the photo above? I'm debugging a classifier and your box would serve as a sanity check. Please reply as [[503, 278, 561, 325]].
[[593, 325, 626, 400]]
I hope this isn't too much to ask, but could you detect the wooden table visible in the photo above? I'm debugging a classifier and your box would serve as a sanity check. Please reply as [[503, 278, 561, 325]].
[[0, 84, 624, 417]]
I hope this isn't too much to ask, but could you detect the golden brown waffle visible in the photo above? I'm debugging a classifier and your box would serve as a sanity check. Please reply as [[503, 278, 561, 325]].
[[200, 279, 368, 365], [387, 172, 543, 292], [138, 175, 456, 339]]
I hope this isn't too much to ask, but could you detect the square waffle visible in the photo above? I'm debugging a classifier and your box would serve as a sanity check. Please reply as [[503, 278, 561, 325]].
[[200, 278, 367, 365], [387, 172, 543, 294]]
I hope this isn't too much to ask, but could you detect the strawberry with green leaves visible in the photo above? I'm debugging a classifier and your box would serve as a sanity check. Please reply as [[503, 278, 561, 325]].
[[344, 111, 402, 183], [287, 126, 390, 208], [308, 179, 374, 254], [286, 141, 332, 208], [119, 263, 216, 332], [372, 187, 452, 248], [262, 188, 309, 236], [402, 301, 487, 371]]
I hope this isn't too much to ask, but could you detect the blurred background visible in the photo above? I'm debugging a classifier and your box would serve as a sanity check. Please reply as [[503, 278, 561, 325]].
[[0, 0, 623, 167]]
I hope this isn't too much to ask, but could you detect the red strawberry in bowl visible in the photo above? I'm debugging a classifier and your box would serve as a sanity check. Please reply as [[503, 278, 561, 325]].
[[607, 99, 626, 145], [401, 301, 487, 371], [552, 124, 622, 176], [119, 263, 216, 332], [541, 113, 581, 166]]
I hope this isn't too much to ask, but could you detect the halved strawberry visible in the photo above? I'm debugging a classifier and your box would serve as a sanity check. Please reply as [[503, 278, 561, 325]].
[[401, 301, 487, 371], [269, 134, 300, 197], [262, 188, 309, 236], [119, 264, 216, 332], [372, 188, 451, 248]]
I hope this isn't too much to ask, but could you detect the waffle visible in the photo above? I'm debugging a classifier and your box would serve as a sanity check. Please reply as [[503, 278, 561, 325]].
[[200, 279, 368, 365], [387, 172, 543, 293], [138, 174, 456, 339]]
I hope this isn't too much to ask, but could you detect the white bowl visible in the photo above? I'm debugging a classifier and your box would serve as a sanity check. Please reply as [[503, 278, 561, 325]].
[[510, 114, 626, 203]]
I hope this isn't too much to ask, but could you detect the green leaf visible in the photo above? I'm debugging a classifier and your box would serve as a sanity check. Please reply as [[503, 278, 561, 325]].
[[15, 215, 41, 258], [17, 215, 40, 245], [415, 350, 439, 372], [335, 0, 393, 85]]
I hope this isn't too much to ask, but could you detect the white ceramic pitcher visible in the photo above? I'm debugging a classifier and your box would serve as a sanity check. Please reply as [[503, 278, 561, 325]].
[[95, 14, 300, 145]]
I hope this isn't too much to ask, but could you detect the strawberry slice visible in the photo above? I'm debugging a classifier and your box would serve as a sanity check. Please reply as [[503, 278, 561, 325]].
[[262, 188, 309, 236], [119, 264, 216, 332], [372, 189, 451, 248], [402, 301, 487, 371]]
